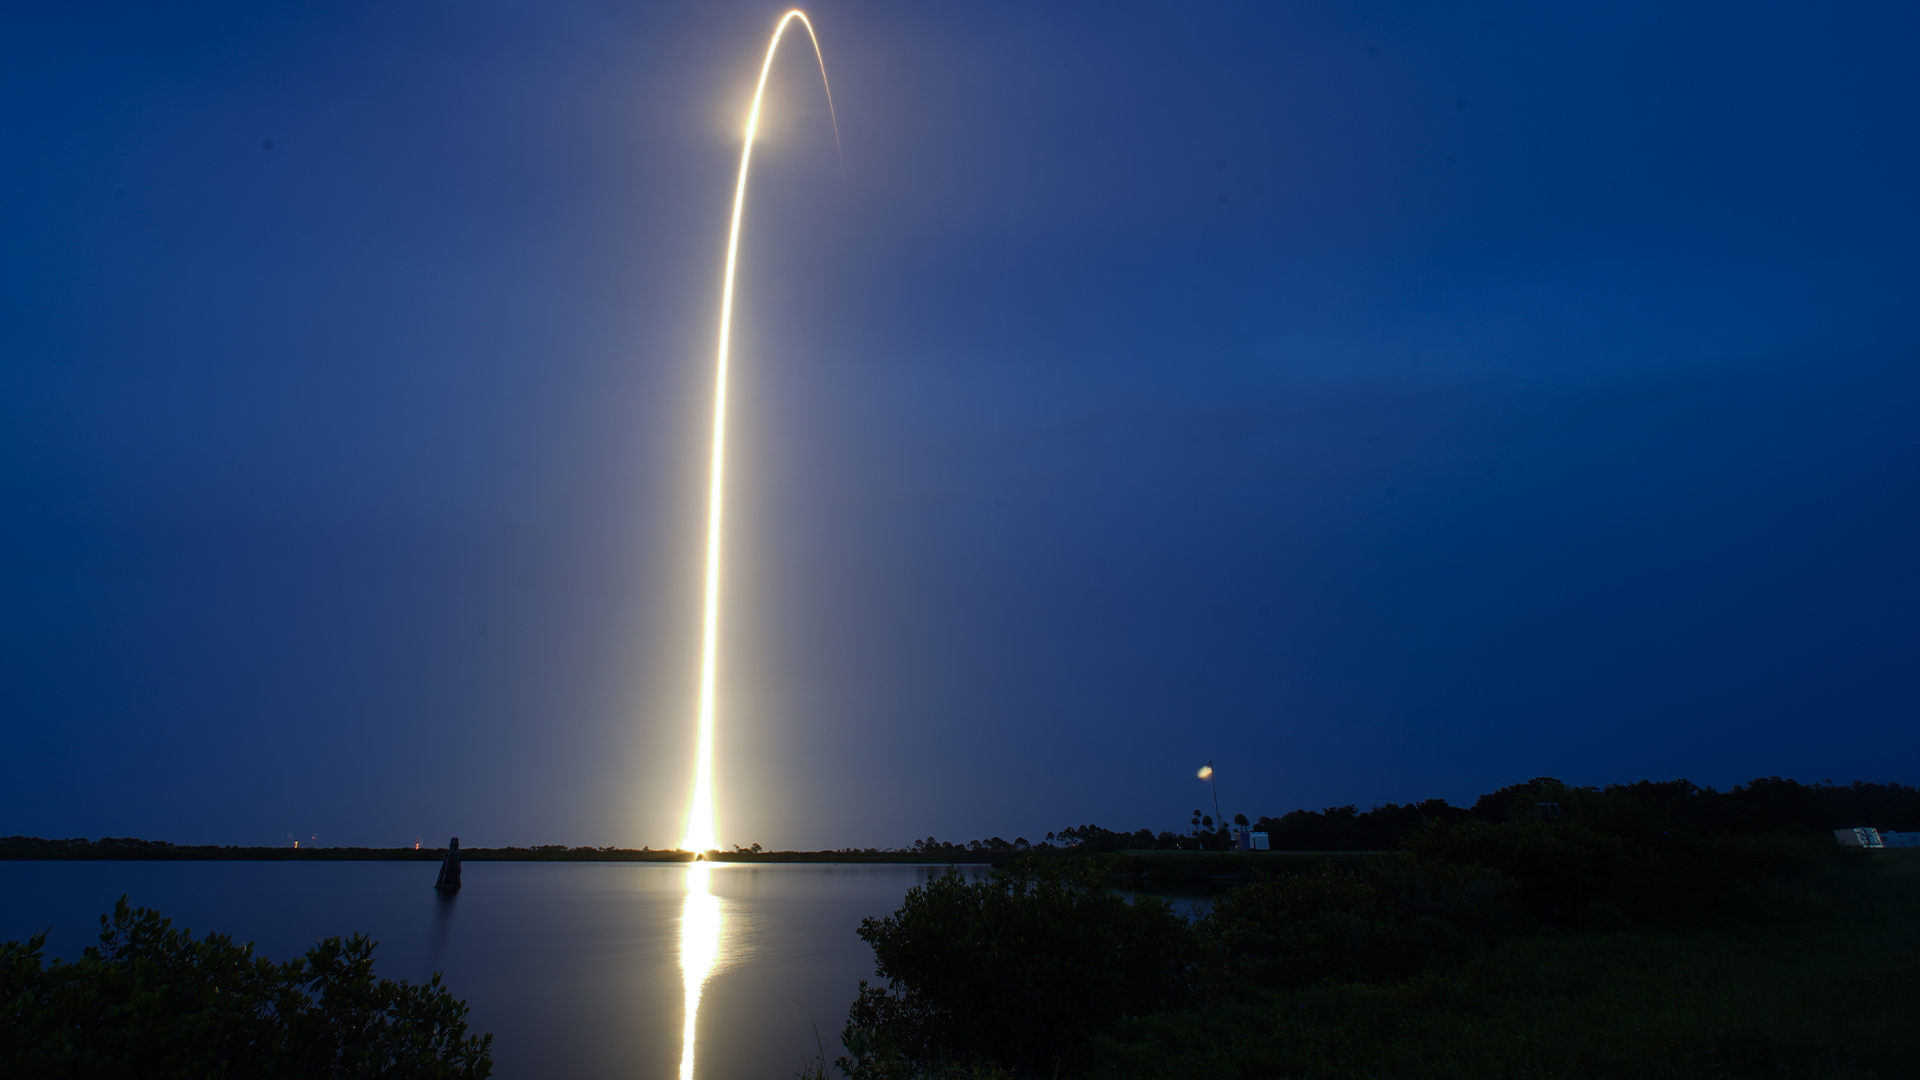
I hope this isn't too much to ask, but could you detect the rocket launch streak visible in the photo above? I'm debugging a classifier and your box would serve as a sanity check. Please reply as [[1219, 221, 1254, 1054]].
[[681, 10, 838, 855], [677, 14, 837, 1078]]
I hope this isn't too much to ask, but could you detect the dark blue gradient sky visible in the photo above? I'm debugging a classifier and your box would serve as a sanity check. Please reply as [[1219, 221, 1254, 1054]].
[[3, 2, 1916, 849]]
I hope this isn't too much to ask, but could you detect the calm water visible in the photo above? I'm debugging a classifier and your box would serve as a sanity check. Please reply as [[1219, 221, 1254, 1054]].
[[0, 860, 994, 1079]]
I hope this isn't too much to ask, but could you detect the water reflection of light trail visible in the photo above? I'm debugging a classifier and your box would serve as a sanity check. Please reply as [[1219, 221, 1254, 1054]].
[[681, 8, 839, 856], [677, 861, 723, 1080]]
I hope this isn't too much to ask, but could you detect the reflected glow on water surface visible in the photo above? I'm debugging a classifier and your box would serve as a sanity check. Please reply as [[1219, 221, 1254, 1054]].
[[0, 861, 1000, 1078], [678, 861, 724, 1080]]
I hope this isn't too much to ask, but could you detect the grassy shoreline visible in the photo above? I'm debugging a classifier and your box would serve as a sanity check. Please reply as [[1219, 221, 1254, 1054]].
[[1088, 849, 1920, 1079]]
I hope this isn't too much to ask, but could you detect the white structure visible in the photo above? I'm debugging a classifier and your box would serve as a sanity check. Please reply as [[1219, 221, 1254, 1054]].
[[1834, 827, 1884, 848]]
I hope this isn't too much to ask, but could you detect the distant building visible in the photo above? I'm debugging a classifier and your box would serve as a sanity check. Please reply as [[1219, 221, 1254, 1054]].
[[1880, 831, 1920, 848], [1233, 829, 1270, 851], [1834, 827, 1884, 848]]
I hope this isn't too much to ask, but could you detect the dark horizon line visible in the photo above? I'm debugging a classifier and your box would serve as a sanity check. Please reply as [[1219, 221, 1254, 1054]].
[[0, 838, 1002, 864]]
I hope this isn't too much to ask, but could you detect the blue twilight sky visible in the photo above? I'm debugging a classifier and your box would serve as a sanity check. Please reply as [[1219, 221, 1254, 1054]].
[[2, 2, 1916, 850]]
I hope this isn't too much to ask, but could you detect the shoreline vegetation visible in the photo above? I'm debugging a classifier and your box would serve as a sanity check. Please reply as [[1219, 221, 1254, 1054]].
[[2, 899, 493, 1078], [8, 776, 1920, 1078], [806, 776, 1920, 1080], [0, 838, 1369, 876], [10, 777, 1912, 871], [0, 840, 999, 864]]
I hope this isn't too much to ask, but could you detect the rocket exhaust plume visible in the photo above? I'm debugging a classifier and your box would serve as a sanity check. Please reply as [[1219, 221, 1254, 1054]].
[[680, 9, 839, 855], [677, 15, 837, 1077]]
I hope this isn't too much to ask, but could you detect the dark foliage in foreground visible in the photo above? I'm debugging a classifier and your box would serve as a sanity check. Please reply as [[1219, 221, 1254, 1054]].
[[1086, 871, 1920, 1080], [830, 776, 1900, 1079], [1192, 860, 1511, 993], [838, 863, 1190, 1079], [1, 898, 492, 1079]]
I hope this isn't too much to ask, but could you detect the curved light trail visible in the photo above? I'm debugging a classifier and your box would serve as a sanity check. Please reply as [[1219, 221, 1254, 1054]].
[[680, 9, 838, 856], [674, 14, 837, 1079]]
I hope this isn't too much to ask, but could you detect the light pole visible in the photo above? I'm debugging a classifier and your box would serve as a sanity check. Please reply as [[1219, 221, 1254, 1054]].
[[1198, 760, 1223, 844], [1208, 760, 1222, 833]]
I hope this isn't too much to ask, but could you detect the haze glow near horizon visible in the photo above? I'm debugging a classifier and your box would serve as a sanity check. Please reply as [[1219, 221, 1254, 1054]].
[[679, 9, 839, 856]]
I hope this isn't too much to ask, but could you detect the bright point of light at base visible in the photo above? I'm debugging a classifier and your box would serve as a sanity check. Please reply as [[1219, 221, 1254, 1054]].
[[678, 9, 839, 855]]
